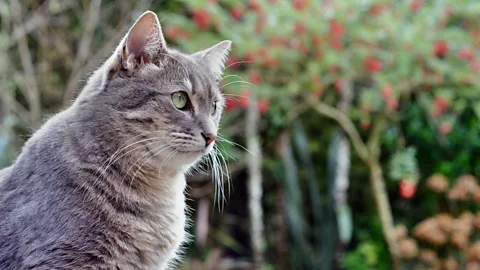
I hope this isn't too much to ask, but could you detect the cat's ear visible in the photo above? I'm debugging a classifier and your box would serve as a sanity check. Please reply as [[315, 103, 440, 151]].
[[193, 40, 232, 81], [121, 11, 166, 71]]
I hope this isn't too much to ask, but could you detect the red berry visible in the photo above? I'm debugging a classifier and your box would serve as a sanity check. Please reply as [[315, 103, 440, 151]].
[[225, 98, 238, 111], [192, 9, 210, 29], [433, 96, 450, 117], [255, 12, 266, 34], [311, 75, 321, 86], [257, 99, 270, 114], [165, 27, 180, 38], [179, 29, 191, 40], [361, 105, 371, 113], [329, 20, 345, 37], [226, 56, 240, 70], [369, 4, 386, 16], [292, 0, 307, 10], [334, 79, 344, 93], [270, 37, 285, 46], [381, 84, 394, 99], [313, 88, 323, 98], [244, 53, 256, 63], [257, 48, 269, 60], [361, 119, 371, 130], [230, 6, 243, 20], [294, 22, 306, 35], [382, 84, 398, 111], [471, 59, 480, 72], [329, 37, 343, 51], [248, 0, 260, 9], [444, 5, 453, 17], [459, 48, 474, 60], [248, 71, 262, 84], [265, 58, 279, 68], [386, 98, 399, 111], [399, 180, 416, 199], [410, 0, 421, 13], [364, 56, 382, 72], [434, 40, 449, 57], [329, 65, 340, 73], [240, 91, 250, 108], [439, 122, 452, 135]]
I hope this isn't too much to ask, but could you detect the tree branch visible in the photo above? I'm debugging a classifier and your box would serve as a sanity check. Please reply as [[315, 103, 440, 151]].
[[10, 0, 41, 125], [367, 116, 387, 159], [246, 89, 265, 267], [63, 0, 102, 103], [310, 101, 369, 163]]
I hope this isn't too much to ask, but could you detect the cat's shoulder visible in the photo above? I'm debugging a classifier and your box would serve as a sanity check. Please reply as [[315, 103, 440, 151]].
[[0, 166, 11, 184]]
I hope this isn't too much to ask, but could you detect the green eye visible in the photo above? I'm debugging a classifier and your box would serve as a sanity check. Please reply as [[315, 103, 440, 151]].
[[171, 92, 188, 109], [211, 101, 217, 115]]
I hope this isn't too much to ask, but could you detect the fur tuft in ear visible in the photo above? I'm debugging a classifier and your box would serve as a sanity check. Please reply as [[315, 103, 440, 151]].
[[193, 40, 232, 81], [122, 11, 166, 71]]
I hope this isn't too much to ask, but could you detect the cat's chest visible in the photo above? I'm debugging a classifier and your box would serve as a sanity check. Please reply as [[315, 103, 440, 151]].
[[127, 189, 187, 269]]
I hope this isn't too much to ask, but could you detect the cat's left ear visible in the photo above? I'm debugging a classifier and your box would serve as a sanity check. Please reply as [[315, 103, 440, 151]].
[[193, 40, 232, 81]]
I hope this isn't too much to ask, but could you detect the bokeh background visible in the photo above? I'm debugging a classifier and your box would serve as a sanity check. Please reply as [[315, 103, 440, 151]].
[[2, 0, 480, 269]]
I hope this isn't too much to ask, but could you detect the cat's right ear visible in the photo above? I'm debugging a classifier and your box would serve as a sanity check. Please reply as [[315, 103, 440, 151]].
[[120, 11, 166, 72]]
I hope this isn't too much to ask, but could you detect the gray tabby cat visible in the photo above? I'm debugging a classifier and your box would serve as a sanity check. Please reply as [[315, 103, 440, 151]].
[[0, 11, 231, 269]]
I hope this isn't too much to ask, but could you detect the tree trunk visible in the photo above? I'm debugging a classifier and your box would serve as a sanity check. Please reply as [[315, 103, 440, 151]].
[[368, 158, 400, 269], [246, 90, 265, 268]]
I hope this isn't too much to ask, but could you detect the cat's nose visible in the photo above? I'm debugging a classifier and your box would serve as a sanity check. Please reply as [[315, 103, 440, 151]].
[[201, 133, 217, 147]]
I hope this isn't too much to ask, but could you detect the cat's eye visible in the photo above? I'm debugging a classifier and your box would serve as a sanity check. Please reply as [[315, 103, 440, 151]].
[[171, 92, 189, 110], [211, 101, 217, 115]]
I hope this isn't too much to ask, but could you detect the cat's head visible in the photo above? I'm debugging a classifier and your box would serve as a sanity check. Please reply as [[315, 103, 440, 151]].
[[81, 11, 231, 170]]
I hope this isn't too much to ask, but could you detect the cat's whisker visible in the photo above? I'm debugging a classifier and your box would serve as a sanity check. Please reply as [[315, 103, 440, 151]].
[[158, 149, 179, 177], [222, 60, 253, 70], [222, 80, 255, 89], [214, 144, 232, 197], [220, 74, 245, 82], [210, 149, 226, 211], [125, 145, 174, 198], [122, 144, 171, 187], [215, 142, 236, 161], [207, 153, 219, 210], [217, 134, 256, 156], [222, 93, 246, 97], [94, 131, 162, 179], [223, 97, 240, 103], [96, 137, 162, 180], [98, 136, 161, 174], [77, 138, 163, 198]]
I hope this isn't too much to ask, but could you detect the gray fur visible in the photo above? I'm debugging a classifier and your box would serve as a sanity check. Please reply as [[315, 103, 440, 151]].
[[0, 166, 10, 184], [0, 11, 231, 269]]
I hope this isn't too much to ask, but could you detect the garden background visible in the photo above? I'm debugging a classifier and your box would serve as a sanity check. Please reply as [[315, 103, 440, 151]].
[[1, 0, 480, 269]]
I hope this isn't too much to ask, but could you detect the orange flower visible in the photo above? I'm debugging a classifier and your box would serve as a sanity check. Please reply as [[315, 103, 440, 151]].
[[443, 256, 458, 270], [468, 241, 480, 261], [398, 238, 418, 259], [419, 249, 439, 265], [451, 231, 469, 248], [426, 174, 449, 193], [394, 224, 408, 240], [436, 213, 454, 233]]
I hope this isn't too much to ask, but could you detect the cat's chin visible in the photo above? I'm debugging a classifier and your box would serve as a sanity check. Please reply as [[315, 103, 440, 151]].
[[150, 149, 205, 172]]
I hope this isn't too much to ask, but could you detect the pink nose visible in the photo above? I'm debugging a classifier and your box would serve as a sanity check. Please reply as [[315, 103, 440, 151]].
[[202, 133, 216, 146]]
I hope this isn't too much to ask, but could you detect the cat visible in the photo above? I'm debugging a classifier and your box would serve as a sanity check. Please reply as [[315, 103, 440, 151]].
[[0, 11, 231, 269]]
